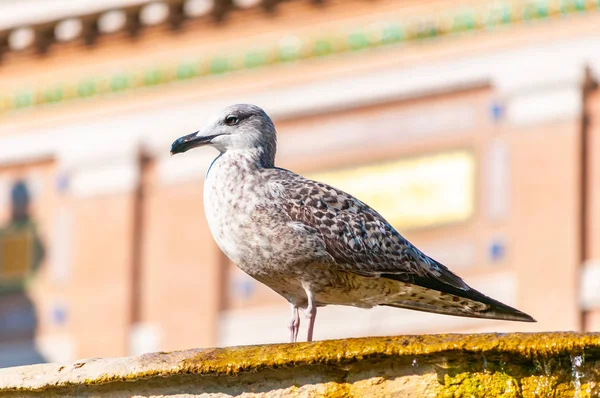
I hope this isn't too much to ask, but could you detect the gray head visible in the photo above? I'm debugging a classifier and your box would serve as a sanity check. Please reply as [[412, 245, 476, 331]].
[[170, 104, 277, 163]]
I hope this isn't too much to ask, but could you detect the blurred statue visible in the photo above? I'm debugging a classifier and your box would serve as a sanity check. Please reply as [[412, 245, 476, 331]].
[[10, 180, 31, 223], [0, 178, 46, 367]]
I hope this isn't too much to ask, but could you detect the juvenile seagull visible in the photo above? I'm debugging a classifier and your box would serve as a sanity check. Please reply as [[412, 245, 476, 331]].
[[171, 104, 535, 343]]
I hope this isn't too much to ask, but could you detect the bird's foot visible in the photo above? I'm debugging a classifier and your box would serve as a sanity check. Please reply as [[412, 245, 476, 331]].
[[289, 305, 300, 343], [304, 298, 317, 342], [304, 305, 316, 342]]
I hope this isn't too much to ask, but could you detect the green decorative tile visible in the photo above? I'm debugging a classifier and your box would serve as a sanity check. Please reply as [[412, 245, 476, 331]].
[[143, 69, 162, 86], [381, 23, 405, 44], [414, 21, 438, 39], [210, 57, 229, 74], [312, 38, 334, 57], [277, 45, 301, 62], [44, 87, 63, 103], [176, 63, 197, 80], [110, 75, 130, 92], [14, 91, 33, 108], [244, 51, 268, 68], [560, 0, 586, 13], [523, 1, 549, 20], [452, 11, 476, 32], [485, 5, 511, 27], [77, 80, 96, 97], [347, 31, 370, 51]]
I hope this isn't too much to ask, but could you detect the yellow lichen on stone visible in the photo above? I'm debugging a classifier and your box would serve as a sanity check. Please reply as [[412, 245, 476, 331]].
[[1, 332, 600, 397], [519, 374, 561, 397], [177, 333, 600, 377], [437, 372, 521, 398]]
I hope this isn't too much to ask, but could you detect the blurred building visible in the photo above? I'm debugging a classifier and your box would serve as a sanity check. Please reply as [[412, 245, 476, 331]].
[[1, 0, 600, 366]]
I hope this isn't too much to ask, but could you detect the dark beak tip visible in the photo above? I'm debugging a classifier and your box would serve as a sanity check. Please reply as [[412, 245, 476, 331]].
[[170, 131, 207, 155], [170, 137, 186, 156]]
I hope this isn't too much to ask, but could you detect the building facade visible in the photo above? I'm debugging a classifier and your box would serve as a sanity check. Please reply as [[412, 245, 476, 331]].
[[1, 0, 600, 366]]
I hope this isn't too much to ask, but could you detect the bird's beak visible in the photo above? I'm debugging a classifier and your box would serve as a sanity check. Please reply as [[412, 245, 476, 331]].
[[170, 131, 219, 155]]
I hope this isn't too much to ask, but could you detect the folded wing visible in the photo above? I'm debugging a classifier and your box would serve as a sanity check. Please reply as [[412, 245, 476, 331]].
[[269, 168, 535, 322]]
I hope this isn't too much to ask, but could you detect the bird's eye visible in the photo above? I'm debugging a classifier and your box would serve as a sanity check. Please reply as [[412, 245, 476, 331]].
[[225, 115, 239, 125]]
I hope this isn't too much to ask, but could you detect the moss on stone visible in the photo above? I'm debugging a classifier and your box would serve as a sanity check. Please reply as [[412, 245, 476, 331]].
[[176, 332, 600, 376], [438, 371, 520, 397], [2, 332, 600, 397]]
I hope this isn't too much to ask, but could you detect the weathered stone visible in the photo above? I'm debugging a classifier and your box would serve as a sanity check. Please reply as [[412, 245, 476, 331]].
[[1, 332, 600, 397]]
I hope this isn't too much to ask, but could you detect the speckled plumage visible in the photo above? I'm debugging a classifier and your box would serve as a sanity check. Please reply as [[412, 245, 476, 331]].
[[171, 104, 535, 342]]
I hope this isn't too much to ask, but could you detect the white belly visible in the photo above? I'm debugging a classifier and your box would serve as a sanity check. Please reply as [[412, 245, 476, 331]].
[[203, 160, 263, 265], [204, 170, 238, 263]]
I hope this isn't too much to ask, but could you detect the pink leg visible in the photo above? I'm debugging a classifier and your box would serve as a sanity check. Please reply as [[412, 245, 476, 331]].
[[289, 304, 300, 343], [303, 287, 317, 342]]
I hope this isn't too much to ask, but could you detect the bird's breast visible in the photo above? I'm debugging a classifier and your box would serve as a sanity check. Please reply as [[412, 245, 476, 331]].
[[203, 160, 270, 266]]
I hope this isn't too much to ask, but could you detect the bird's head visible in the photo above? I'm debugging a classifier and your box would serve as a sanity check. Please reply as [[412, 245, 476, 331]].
[[170, 104, 276, 156]]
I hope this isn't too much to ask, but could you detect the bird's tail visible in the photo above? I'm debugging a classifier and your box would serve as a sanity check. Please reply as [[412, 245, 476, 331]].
[[383, 296, 535, 322], [381, 273, 536, 323]]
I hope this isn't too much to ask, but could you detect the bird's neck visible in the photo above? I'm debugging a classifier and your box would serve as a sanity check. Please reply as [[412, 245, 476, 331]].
[[222, 147, 275, 170]]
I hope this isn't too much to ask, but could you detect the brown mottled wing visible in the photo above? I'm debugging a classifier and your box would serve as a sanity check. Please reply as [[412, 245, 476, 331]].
[[267, 168, 470, 291], [263, 168, 535, 322]]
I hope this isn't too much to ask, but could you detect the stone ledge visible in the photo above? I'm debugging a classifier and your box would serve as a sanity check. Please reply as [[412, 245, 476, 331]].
[[1, 332, 599, 397]]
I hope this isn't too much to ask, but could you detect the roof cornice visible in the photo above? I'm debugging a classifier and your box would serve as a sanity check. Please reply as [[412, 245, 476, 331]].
[[0, 0, 598, 117]]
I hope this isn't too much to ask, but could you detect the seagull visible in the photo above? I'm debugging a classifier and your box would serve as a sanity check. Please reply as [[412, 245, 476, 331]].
[[171, 104, 535, 343]]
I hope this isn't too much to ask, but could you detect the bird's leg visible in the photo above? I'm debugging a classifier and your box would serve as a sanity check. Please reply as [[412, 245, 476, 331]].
[[289, 304, 300, 343], [303, 285, 317, 342]]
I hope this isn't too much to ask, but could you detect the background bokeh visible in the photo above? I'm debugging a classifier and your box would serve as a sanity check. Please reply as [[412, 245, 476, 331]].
[[1, 0, 599, 368]]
